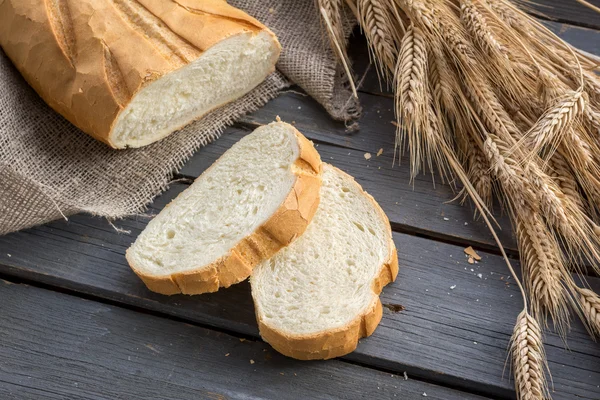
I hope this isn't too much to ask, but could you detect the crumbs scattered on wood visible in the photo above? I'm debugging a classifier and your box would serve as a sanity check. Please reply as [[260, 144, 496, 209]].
[[468, 257, 474, 264], [450, 285, 456, 290], [383, 303, 405, 313], [464, 246, 482, 261], [443, 217, 449, 221], [403, 371, 408, 380], [239, 338, 246, 342], [477, 273, 483, 279], [225, 353, 230, 357], [6, 254, 11, 257], [377, 148, 383, 156], [364, 153, 372, 160], [250, 359, 255, 364]]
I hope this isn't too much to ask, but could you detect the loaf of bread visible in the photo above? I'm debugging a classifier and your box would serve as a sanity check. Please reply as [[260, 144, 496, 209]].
[[126, 121, 322, 295], [251, 164, 398, 360], [0, 0, 281, 148]]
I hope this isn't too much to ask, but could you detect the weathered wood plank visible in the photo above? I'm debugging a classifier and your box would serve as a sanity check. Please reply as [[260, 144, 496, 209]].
[[0, 280, 484, 400], [0, 198, 598, 399], [525, 0, 600, 30]]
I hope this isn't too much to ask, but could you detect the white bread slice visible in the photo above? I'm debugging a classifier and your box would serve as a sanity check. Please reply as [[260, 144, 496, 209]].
[[251, 164, 399, 360], [126, 122, 322, 295], [0, 0, 280, 148]]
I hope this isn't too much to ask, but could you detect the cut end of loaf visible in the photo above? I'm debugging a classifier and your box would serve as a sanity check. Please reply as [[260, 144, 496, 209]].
[[251, 164, 398, 360], [109, 31, 280, 148]]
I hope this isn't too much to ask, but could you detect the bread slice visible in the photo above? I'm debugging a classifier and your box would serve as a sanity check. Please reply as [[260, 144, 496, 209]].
[[0, 0, 280, 148], [126, 121, 322, 295], [251, 164, 398, 360]]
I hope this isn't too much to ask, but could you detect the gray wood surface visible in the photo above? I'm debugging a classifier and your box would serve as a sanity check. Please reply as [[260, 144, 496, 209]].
[[0, 280, 488, 400], [524, 0, 600, 30], [0, 193, 598, 399]]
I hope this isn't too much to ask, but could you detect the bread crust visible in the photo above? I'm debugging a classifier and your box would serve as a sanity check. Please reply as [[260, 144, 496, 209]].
[[126, 125, 322, 295], [0, 0, 280, 148], [254, 165, 399, 360]]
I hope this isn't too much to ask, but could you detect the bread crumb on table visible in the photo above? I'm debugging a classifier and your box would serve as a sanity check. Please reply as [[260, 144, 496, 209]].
[[377, 148, 383, 156], [250, 359, 255, 364], [364, 152, 372, 160], [464, 246, 482, 260]]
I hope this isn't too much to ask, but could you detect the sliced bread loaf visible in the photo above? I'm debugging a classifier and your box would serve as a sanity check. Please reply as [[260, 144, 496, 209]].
[[251, 164, 398, 360], [126, 122, 322, 295], [0, 0, 280, 148]]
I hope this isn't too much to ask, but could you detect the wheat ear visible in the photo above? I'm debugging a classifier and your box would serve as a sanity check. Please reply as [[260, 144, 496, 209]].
[[524, 90, 585, 158], [547, 152, 585, 211], [510, 310, 550, 400], [460, 0, 506, 57], [483, 135, 535, 209], [355, 0, 400, 79], [575, 286, 600, 338], [515, 209, 571, 334], [395, 22, 428, 177]]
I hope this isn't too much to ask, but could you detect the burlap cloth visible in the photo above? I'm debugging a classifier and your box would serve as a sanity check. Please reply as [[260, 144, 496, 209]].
[[0, 0, 359, 235]]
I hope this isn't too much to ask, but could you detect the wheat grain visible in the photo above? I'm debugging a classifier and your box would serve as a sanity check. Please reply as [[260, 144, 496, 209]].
[[510, 309, 550, 400]]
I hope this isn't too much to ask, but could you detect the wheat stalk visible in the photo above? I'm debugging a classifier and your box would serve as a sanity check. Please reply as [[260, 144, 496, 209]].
[[318, 0, 347, 61], [510, 310, 550, 400]]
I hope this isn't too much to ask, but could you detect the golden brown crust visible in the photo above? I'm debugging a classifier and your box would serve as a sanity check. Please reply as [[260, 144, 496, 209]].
[[0, 0, 280, 148], [255, 165, 399, 360], [126, 125, 322, 295]]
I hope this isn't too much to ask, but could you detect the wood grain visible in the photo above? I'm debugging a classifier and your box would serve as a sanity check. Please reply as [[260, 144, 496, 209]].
[[0, 201, 598, 399], [524, 0, 600, 30], [0, 280, 486, 400]]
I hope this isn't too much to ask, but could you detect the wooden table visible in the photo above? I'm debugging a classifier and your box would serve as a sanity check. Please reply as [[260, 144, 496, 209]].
[[1, 2, 599, 399]]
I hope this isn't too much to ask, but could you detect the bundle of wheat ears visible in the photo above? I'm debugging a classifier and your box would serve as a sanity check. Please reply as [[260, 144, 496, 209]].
[[318, 0, 600, 398]]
